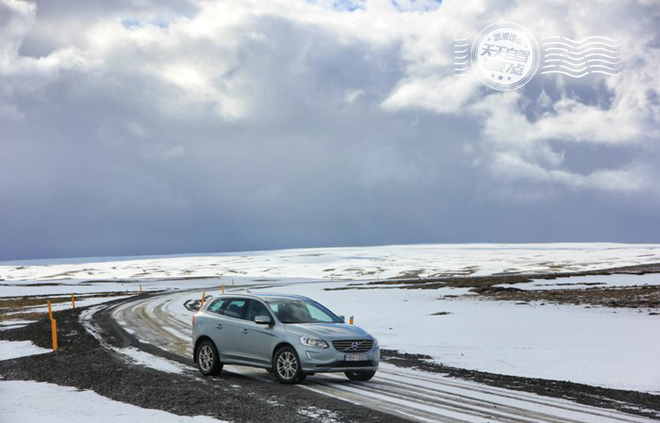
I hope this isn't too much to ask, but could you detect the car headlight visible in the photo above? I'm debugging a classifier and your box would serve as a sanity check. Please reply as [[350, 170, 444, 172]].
[[300, 337, 329, 349], [373, 338, 378, 347]]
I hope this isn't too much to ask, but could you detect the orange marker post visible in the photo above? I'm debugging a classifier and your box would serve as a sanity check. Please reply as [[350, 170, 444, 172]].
[[71, 293, 76, 309], [47, 300, 53, 320], [51, 319, 58, 351], [349, 316, 354, 325], [200, 290, 206, 307], [222, 285, 225, 294]]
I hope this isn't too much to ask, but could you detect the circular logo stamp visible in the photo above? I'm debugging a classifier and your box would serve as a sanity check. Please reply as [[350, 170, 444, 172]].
[[471, 22, 540, 91]]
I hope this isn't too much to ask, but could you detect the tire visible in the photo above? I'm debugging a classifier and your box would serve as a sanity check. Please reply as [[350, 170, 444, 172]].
[[196, 339, 223, 376], [273, 346, 304, 384], [345, 370, 376, 382]]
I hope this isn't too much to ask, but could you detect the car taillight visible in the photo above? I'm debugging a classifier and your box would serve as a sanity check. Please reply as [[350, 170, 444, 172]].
[[192, 315, 195, 325]]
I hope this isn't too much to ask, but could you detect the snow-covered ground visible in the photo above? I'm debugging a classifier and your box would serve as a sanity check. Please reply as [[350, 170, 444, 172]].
[[2, 243, 659, 395], [0, 340, 50, 360], [2, 243, 660, 281], [0, 380, 229, 423], [0, 277, 231, 298]]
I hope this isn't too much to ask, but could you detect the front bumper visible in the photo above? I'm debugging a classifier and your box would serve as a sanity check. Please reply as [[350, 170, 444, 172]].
[[296, 344, 380, 373]]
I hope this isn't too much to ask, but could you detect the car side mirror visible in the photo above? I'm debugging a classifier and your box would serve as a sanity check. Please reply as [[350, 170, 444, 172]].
[[255, 315, 273, 325], [338, 315, 345, 323]]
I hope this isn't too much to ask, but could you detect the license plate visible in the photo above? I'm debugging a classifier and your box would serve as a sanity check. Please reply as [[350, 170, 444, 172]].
[[345, 354, 368, 361]]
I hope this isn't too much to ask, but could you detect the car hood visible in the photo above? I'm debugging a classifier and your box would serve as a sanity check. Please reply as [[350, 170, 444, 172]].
[[284, 322, 372, 340]]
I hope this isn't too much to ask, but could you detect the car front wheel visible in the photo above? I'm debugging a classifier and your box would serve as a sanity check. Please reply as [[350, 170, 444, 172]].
[[273, 346, 304, 384], [196, 340, 223, 376], [345, 370, 376, 381]]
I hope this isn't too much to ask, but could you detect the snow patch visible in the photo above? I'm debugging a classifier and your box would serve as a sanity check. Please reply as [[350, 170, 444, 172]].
[[297, 406, 340, 423], [116, 347, 185, 374], [0, 380, 230, 423], [0, 340, 50, 360]]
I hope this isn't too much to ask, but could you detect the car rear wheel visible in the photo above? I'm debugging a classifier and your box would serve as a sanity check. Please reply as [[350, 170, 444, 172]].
[[345, 370, 376, 381], [273, 346, 304, 384], [196, 340, 223, 376]]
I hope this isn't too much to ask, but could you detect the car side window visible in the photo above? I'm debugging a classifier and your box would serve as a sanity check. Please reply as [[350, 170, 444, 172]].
[[223, 299, 246, 319], [245, 300, 271, 322], [207, 299, 226, 315]]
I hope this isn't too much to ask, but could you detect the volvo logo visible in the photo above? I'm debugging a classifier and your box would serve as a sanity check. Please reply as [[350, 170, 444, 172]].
[[349, 341, 362, 350]]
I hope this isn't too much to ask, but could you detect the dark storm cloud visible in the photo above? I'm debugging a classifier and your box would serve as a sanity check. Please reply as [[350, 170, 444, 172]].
[[0, 0, 658, 260]]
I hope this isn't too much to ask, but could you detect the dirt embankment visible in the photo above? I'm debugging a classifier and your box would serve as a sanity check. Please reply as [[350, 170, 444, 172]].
[[471, 285, 660, 310], [327, 263, 660, 291], [328, 263, 660, 311]]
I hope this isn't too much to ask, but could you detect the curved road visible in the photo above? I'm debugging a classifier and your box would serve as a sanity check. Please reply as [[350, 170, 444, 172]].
[[101, 289, 655, 423]]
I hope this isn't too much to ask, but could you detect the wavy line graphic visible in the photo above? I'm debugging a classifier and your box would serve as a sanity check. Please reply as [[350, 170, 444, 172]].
[[541, 36, 620, 43], [453, 38, 472, 77], [541, 36, 623, 77], [542, 41, 621, 50], [544, 53, 621, 61], [540, 70, 589, 78], [544, 47, 620, 55]]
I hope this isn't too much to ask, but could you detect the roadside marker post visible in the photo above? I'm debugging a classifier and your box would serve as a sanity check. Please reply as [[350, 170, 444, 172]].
[[46, 301, 58, 352], [51, 319, 58, 352], [222, 285, 225, 294], [71, 293, 76, 309], [201, 290, 206, 307], [349, 316, 354, 325], [139, 285, 143, 293]]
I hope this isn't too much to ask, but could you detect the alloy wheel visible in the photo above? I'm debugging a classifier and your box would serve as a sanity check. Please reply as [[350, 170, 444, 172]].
[[199, 344, 213, 372], [276, 351, 298, 380]]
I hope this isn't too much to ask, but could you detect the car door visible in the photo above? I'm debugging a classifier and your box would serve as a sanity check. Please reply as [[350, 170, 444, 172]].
[[217, 298, 248, 361], [205, 298, 230, 358], [240, 299, 277, 366]]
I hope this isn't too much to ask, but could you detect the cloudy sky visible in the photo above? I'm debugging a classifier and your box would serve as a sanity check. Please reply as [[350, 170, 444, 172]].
[[1, 0, 659, 260]]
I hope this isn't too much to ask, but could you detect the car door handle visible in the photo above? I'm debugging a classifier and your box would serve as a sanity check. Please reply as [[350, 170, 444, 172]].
[[215, 324, 223, 329], [241, 329, 249, 334]]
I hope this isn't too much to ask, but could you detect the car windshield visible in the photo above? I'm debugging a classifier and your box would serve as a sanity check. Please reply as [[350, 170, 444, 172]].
[[267, 299, 342, 324]]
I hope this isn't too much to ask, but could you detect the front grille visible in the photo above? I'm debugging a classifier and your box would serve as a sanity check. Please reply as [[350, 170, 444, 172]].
[[332, 339, 374, 353]]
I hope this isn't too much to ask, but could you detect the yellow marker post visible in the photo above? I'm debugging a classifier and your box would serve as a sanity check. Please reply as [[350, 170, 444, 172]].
[[47, 300, 53, 320], [349, 316, 354, 325], [71, 293, 76, 309], [222, 285, 225, 294], [200, 290, 206, 307], [51, 319, 58, 351]]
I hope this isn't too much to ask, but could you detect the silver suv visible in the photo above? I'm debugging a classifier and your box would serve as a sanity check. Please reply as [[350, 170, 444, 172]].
[[192, 293, 379, 384]]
